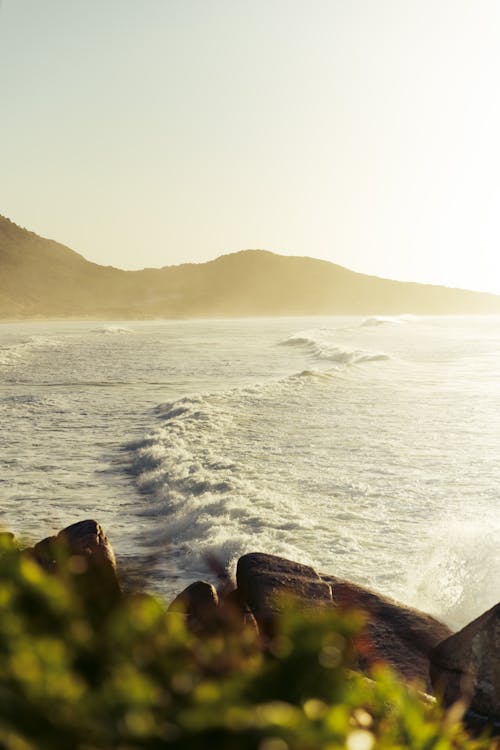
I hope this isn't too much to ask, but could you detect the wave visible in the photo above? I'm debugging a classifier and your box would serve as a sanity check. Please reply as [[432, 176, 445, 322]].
[[125, 384, 322, 584], [359, 314, 421, 327], [401, 518, 500, 629], [295, 369, 336, 380], [360, 316, 401, 327], [0, 393, 68, 416], [280, 332, 389, 366], [0, 335, 62, 369], [92, 326, 133, 335], [281, 335, 315, 346]]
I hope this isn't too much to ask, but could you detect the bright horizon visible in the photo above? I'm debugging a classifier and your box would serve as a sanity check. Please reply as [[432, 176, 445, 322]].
[[2, 1, 500, 294]]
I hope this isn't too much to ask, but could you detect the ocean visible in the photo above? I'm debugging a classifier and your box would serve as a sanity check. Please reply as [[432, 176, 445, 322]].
[[0, 315, 499, 630]]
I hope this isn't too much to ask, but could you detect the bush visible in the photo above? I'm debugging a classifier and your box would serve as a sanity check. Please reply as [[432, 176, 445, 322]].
[[0, 535, 494, 749]]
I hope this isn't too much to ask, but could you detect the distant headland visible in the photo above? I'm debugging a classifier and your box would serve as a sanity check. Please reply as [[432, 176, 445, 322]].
[[1, 214, 500, 319]]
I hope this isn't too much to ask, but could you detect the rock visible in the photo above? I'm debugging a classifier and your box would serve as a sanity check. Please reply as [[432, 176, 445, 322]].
[[33, 520, 121, 613], [169, 581, 219, 633], [220, 588, 259, 634], [430, 602, 500, 719], [169, 581, 260, 636], [321, 574, 452, 691], [236, 553, 334, 635], [235, 552, 450, 689], [32, 535, 58, 571], [58, 519, 117, 566]]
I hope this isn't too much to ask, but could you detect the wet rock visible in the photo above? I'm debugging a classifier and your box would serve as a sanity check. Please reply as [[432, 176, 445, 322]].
[[236, 553, 334, 635], [169, 580, 219, 633], [220, 588, 259, 634], [169, 581, 260, 636], [60, 518, 117, 561], [321, 574, 452, 691], [33, 520, 121, 613], [430, 602, 500, 719], [235, 552, 450, 689], [462, 709, 500, 737], [32, 535, 58, 571]]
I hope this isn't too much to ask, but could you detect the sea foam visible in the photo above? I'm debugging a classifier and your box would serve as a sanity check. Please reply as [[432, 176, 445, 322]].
[[92, 326, 133, 335], [126, 385, 317, 583], [402, 517, 500, 629]]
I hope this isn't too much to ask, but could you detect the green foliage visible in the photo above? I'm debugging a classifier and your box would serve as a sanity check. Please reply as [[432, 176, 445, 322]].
[[0, 536, 495, 750]]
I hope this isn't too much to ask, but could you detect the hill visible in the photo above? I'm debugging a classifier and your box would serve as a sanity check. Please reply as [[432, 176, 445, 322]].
[[1, 215, 500, 318]]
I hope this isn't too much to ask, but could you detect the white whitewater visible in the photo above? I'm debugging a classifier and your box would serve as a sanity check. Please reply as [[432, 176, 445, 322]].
[[0, 315, 499, 629]]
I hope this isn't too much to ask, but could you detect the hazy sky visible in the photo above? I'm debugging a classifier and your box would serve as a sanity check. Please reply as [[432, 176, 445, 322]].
[[1, 1, 500, 293]]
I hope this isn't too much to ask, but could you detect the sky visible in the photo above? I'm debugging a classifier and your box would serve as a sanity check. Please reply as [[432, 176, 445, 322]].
[[1, 0, 500, 293]]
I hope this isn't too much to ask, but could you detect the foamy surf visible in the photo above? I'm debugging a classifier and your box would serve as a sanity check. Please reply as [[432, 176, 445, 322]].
[[360, 316, 402, 327], [359, 315, 421, 327], [93, 326, 134, 335], [401, 517, 500, 629], [126, 386, 318, 583]]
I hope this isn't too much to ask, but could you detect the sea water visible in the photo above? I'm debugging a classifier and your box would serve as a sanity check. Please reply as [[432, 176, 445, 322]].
[[0, 315, 499, 630]]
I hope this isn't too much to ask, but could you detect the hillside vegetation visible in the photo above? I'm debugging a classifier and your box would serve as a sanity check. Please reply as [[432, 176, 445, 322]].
[[2, 215, 500, 318]]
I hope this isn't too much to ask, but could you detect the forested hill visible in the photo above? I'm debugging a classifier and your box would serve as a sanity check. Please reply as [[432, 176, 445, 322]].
[[1, 215, 500, 318]]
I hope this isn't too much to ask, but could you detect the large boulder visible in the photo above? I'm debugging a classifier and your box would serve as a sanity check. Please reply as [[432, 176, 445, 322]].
[[32, 519, 121, 614], [168, 580, 220, 634], [236, 553, 334, 635], [322, 574, 452, 690], [430, 602, 500, 719], [235, 552, 451, 690]]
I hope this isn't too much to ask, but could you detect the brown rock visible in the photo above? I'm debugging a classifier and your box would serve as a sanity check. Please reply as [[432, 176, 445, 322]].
[[33, 520, 121, 613], [430, 602, 500, 718], [322, 574, 452, 690], [220, 588, 259, 634], [169, 581, 260, 637], [32, 535, 58, 571], [169, 580, 219, 633], [236, 553, 334, 635], [235, 552, 451, 689]]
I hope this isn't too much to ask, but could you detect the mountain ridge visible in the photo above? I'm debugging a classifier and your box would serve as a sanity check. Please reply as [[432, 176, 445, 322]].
[[1, 214, 500, 319]]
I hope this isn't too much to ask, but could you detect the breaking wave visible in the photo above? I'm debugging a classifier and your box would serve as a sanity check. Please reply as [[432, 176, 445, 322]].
[[280, 331, 389, 366], [125, 383, 319, 584], [0, 335, 62, 370], [93, 326, 133, 335], [360, 316, 401, 327], [402, 518, 500, 629], [360, 315, 420, 327]]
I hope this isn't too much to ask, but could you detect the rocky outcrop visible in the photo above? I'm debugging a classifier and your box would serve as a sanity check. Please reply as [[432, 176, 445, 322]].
[[234, 553, 499, 726], [236, 553, 451, 690], [322, 574, 451, 690], [11, 523, 499, 730], [236, 553, 334, 635], [235, 553, 450, 690], [31, 519, 121, 614], [430, 602, 500, 719]]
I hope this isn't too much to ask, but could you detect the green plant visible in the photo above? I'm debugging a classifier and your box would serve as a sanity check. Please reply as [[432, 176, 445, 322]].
[[0, 536, 494, 749]]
